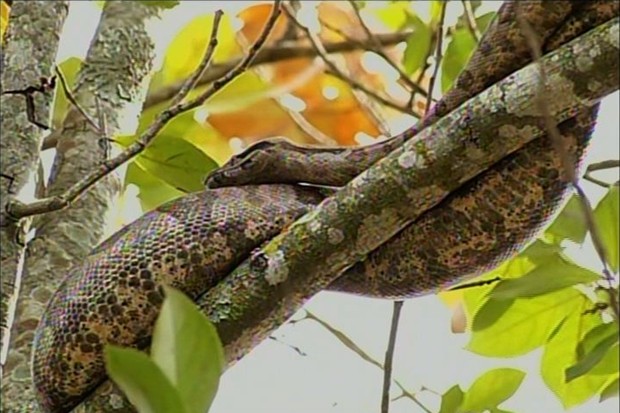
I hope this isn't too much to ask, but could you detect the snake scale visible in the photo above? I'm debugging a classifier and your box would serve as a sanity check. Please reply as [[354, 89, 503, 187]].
[[30, 2, 618, 412]]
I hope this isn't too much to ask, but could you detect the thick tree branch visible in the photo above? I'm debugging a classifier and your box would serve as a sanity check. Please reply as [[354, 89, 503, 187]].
[[0, 0, 69, 367], [80, 17, 620, 412], [1, 1, 165, 411]]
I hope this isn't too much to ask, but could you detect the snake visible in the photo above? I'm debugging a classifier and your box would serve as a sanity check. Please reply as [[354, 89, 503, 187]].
[[30, 2, 618, 412]]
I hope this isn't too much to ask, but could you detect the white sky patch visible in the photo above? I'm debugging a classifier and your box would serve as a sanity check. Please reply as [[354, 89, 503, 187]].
[[279, 93, 307, 112], [321, 85, 340, 101], [228, 137, 246, 155]]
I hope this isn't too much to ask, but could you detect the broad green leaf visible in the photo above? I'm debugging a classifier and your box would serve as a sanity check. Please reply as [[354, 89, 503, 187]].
[[566, 334, 618, 382], [520, 239, 563, 266], [600, 377, 619, 401], [489, 256, 600, 300], [374, 1, 411, 30], [462, 240, 562, 330], [541, 298, 612, 408], [474, 12, 495, 35], [467, 288, 583, 356], [125, 162, 185, 212], [429, 1, 445, 25], [139, 0, 179, 9], [105, 346, 187, 413], [593, 185, 619, 272], [52, 58, 83, 128], [151, 287, 225, 413], [402, 14, 432, 75], [134, 135, 218, 193], [471, 298, 513, 331], [441, 27, 477, 92], [461, 368, 525, 412], [544, 195, 588, 245], [438, 385, 464, 413], [577, 322, 619, 359]]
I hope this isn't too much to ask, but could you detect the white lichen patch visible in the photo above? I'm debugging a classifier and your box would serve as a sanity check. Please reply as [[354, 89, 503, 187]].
[[264, 251, 289, 285], [397, 150, 420, 169], [309, 219, 322, 233], [575, 52, 594, 72], [350, 169, 372, 189], [327, 227, 344, 245]]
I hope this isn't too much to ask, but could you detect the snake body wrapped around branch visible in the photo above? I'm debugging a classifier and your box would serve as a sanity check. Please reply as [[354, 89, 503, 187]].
[[30, 2, 619, 412]]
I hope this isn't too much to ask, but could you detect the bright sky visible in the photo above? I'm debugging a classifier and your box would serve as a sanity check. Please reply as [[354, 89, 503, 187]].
[[35, 2, 620, 412]]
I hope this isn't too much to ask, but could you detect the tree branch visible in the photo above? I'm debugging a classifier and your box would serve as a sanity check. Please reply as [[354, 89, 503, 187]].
[[4, 1, 282, 222], [81, 16, 620, 411], [1, 1, 166, 411], [0, 0, 69, 368], [142, 31, 412, 111]]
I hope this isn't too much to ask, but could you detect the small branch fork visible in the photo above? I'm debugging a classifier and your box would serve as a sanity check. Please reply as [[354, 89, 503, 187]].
[[1, 76, 56, 130], [5, 0, 283, 221], [516, 9, 619, 320]]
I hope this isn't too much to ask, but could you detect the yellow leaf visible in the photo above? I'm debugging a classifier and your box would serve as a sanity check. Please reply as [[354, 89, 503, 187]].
[[1, 1, 10, 41]]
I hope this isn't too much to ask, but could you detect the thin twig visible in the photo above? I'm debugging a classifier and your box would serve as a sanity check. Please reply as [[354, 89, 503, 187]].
[[516, 8, 618, 320], [381, 300, 404, 413], [54, 66, 103, 134], [282, 4, 416, 116], [346, 0, 427, 99], [424, 2, 447, 115], [7, 2, 282, 219], [302, 311, 432, 413], [143, 31, 412, 110], [583, 159, 620, 188], [461, 0, 482, 42]]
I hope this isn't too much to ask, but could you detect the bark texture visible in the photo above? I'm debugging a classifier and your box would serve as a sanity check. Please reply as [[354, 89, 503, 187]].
[[2, 1, 163, 411]]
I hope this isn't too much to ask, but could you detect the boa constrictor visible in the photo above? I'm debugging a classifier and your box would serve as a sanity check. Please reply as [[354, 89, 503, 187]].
[[31, 1, 618, 412]]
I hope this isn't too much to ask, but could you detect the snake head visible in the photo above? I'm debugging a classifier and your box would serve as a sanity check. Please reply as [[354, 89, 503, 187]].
[[204, 138, 293, 188]]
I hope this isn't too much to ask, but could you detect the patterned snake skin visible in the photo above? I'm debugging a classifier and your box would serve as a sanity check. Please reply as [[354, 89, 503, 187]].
[[31, 2, 619, 412]]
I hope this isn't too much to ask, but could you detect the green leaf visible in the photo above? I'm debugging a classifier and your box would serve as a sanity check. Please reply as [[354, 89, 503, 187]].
[[105, 346, 187, 413], [438, 385, 464, 413], [542, 303, 612, 408], [600, 377, 619, 401], [566, 330, 619, 382], [138, 0, 179, 10], [151, 287, 225, 413], [467, 288, 583, 357], [429, 1, 445, 25], [474, 12, 495, 35], [374, 1, 411, 30], [577, 322, 619, 359], [520, 239, 563, 266], [471, 298, 513, 331], [52, 57, 83, 128], [593, 185, 619, 272], [135, 135, 217, 193], [402, 14, 432, 75], [544, 195, 588, 245], [461, 368, 525, 412], [489, 256, 600, 300], [125, 162, 185, 213], [441, 27, 477, 92]]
